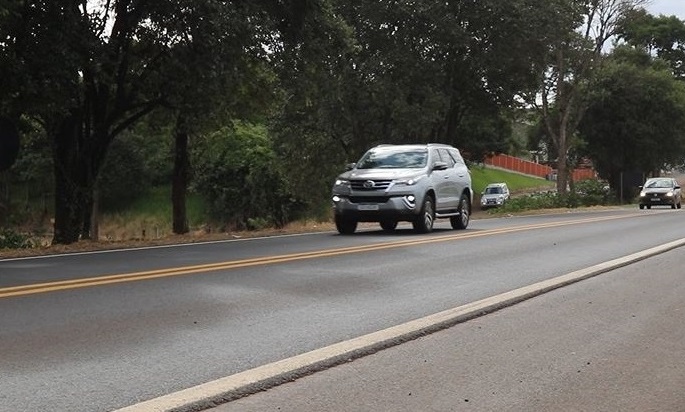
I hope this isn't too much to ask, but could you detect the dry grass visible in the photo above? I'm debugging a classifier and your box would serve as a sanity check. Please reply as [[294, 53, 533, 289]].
[[0, 215, 339, 259]]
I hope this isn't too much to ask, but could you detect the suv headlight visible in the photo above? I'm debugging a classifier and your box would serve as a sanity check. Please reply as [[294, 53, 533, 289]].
[[334, 179, 350, 187], [394, 175, 424, 186]]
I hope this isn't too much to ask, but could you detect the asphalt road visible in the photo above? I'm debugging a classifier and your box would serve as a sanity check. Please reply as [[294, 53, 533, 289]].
[[1, 207, 684, 411], [215, 246, 685, 412]]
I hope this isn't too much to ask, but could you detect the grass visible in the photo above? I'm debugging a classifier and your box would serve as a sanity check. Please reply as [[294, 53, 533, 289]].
[[469, 164, 555, 194], [98, 186, 207, 241]]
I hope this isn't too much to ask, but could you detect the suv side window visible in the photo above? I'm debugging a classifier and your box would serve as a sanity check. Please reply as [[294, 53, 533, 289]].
[[437, 148, 455, 167], [448, 148, 465, 166]]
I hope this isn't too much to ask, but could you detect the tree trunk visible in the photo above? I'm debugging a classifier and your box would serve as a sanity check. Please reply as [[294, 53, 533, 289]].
[[81, 190, 94, 240], [172, 114, 189, 235], [556, 145, 568, 194], [0, 171, 9, 227], [53, 163, 88, 245], [90, 187, 100, 241], [51, 113, 95, 245]]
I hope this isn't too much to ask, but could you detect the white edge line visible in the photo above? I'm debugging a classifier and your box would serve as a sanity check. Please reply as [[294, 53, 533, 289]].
[[113, 237, 685, 412]]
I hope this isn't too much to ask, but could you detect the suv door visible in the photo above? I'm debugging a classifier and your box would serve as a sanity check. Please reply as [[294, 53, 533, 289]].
[[448, 148, 469, 202], [435, 148, 460, 209]]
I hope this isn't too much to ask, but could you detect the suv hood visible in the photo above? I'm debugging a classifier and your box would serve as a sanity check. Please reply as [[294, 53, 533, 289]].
[[339, 168, 426, 180]]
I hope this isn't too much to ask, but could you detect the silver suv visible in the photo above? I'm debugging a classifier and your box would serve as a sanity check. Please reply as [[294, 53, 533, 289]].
[[331, 144, 473, 234]]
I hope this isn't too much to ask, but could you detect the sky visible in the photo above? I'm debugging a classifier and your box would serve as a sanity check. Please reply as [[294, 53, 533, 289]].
[[647, 0, 685, 19]]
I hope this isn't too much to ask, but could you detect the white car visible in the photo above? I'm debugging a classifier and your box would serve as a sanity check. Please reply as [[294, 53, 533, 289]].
[[480, 183, 510, 209]]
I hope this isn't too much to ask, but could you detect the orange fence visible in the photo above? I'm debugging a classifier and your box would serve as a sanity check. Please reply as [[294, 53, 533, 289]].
[[484, 154, 596, 181]]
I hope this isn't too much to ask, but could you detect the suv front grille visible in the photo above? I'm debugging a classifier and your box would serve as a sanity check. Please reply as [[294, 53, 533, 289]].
[[349, 196, 390, 204], [350, 179, 392, 191]]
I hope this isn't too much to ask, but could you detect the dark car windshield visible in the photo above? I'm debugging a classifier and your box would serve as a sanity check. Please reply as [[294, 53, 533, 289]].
[[645, 179, 673, 188], [356, 149, 428, 169], [484, 187, 503, 194]]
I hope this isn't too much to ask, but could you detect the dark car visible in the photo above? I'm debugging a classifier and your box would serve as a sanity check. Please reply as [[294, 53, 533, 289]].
[[638, 177, 682, 209]]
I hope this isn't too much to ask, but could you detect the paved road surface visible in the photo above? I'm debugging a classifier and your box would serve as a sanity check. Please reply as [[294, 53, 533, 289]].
[[214, 247, 685, 412]]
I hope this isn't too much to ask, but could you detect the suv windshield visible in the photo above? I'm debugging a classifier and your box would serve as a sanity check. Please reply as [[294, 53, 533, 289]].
[[356, 149, 427, 169], [484, 187, 503, 194]]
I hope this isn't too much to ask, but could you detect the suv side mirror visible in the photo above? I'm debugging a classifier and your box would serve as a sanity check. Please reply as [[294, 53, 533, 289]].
[[345, 162, 356, 171], [432, 161, 448, 171]]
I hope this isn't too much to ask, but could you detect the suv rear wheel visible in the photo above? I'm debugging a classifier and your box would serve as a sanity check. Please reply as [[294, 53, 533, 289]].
[[450, 194, 470, 230], [412, 196, 435, 233], [335, 215, 357, 234]]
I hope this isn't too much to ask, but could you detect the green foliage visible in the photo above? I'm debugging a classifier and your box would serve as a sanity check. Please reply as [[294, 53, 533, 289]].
[[490, 179, 615, 214], [192, 122, 304, 229], [0, 228, 34, 249], [105, 186, 205, 228], [619, 10, 685, 79], [97, 122, 177, 212], [574, 179, 615, 206], [98, 137, 152, 212], [273, 0, 577, 204]]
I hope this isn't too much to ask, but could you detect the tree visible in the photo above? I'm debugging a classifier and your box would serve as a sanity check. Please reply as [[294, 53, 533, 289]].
[[0, 0, 329, 244], [579, 46, 685, 196], [273, 0, 581, 213], [522, 0, 647, 194], [619, 9, 685, 78], [0, 117, 19, 172], [192, 122, 299, 229]]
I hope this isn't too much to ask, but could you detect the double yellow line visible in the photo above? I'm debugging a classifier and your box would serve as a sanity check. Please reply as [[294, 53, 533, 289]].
[[0, 213, 640, 299]]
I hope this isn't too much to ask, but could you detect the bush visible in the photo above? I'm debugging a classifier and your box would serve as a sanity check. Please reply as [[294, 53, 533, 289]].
[[98, 135, 152, 212], [192, 122, 305, 230], [0, 228, 34, 249], [574, 179, 614, 206], [493, 179, 615, 213]]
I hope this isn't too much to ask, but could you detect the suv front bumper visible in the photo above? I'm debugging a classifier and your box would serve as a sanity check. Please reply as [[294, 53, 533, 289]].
[[332, 194, 421, 222]]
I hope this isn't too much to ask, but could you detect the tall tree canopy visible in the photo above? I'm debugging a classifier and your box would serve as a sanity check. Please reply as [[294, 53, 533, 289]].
[[522, 0, 646, 194], [619, 9, 685, 78], [579, 46, 685, 194], [273, 0, 582, 210], [0, 0, 330, 244]]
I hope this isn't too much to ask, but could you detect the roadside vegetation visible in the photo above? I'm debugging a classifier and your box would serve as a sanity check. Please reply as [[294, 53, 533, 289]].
[[2, 1, 685, 251], [2, 166, 612, 251], [492, 179, 617, 214]]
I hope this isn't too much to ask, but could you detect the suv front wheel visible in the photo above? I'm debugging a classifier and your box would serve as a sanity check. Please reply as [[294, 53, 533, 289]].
[[380, 220, 398, 231], [450, 194, 470, 230], [413, 196, 435, 233], [335, 215, 358, 234]]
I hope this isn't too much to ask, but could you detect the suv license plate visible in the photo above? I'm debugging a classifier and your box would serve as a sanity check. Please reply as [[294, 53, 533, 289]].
[[358, 204, 379, 211], [651, 198, 660, 201]]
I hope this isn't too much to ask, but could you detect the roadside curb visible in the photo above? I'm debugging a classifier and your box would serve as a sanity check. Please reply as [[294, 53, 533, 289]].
[[115, 238, 685, 412]]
